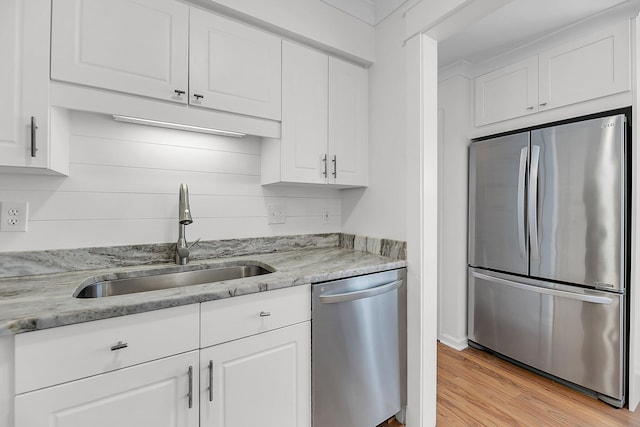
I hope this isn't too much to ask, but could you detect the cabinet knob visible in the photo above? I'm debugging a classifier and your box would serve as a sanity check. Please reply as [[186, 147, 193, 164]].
[[193, 94, 204, 100]]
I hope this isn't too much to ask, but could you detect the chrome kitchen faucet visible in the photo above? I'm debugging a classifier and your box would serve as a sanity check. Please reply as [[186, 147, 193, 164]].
[[176, 183, 200, 265]]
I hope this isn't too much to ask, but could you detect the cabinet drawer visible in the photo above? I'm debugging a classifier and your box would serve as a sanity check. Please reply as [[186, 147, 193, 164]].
[[15, 304, 199, 394], [201, 284, 310, 347]]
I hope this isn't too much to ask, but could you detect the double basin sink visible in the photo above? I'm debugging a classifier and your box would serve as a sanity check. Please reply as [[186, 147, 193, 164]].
[[74, 262, 273, 298]]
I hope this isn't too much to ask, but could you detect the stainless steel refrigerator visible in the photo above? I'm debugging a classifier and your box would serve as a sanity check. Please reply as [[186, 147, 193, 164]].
[[468, 112, 627, 407]]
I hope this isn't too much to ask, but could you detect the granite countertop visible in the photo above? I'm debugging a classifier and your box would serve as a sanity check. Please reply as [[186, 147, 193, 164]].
[[0, 246, 407, 336]]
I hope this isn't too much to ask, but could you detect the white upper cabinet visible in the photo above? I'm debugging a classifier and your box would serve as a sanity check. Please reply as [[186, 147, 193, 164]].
[[280, 41, 329, 184], [475, 57, 539, 126], [189, 8, 282, 120], [51, 0, 189, 103], [262, 41, 368, 188], [51, 1, 283, 121], [538, 22, 630, 111], [474, 21, 630, 127], [328, 57, 369, 186], [0, 0, 68, 174]]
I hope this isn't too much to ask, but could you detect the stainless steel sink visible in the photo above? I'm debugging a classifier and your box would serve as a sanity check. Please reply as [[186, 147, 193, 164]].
[[74, 263, 273, 298]]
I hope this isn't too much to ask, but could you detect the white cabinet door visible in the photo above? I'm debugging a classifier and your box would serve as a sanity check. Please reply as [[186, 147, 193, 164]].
[[538, 21, 630, 111], [51, 0, 189, 104], [328, 57, 368, 186], [280, 41, 328, 184], [15, 351, 199, 427], [0, 0, 62, 172], [200, 322, 311, 427], [189, 8, 281, 120], [474, 57, 539, 126]]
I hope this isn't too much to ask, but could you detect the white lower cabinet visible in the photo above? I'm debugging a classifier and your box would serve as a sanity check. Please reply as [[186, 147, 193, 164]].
[[200, 322, 311, 427], [11, 286, 311, 427], [15, 351, 200, 427]]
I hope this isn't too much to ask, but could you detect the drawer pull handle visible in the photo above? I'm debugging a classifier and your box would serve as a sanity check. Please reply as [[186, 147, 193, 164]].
[[110, 341, 128, 351], [259, 311, 271, 317], [193, 93, 204, 100], [188, 366, 193, 408], [174, 89, 185, 95], [208, 360, 214, 402]]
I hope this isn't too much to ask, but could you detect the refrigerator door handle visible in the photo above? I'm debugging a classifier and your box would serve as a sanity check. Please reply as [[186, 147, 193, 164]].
[[472, 271, 613, 304], [528, 145, 541, 259], [517, 147, 528, 259]]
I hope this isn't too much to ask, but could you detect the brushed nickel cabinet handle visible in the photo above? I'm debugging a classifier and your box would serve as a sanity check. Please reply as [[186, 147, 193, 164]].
[[322, 154, 328, 177], [208, 360, 213, 402], [332, 155, 337, 178], [110, 341, 128, 351], [188, 366, 193, 408], [30, 116, 38, 158]]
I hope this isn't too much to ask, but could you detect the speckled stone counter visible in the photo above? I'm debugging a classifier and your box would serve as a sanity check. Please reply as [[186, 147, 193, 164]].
[[0, 246, 407, 336]]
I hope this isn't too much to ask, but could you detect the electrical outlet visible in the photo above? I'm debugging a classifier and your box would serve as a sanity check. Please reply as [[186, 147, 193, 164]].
[[321, 208, 330, 224], [268, 204, 286, 224], [0, 201, 29, 232]]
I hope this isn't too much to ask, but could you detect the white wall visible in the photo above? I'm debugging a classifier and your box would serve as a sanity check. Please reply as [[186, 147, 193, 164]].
[[437, 75, 470, 350], [0, 111, 342, 252], [629, 13, 640, 412], [341, 8, 406, 242]]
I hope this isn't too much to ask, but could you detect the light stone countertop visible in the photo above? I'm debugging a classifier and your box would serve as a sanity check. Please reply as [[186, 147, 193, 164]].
[[0, 247, 407, 336]]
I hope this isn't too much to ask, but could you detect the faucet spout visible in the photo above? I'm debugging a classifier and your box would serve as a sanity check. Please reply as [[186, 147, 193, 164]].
[[178, 183, 193, 225], [176, 184, 196, 265]]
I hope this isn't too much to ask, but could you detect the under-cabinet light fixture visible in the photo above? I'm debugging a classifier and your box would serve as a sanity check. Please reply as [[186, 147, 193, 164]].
[[112, 115, 246, 138]]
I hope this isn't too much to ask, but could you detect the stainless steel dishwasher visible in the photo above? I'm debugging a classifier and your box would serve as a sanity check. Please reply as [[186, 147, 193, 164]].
[[312, 268, 407, 427]]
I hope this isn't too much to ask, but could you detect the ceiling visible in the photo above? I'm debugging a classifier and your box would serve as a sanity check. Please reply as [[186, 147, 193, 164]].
[[320, 0, 408, 25], [438, 0, 636, 68], [323, 0, 640, 69]]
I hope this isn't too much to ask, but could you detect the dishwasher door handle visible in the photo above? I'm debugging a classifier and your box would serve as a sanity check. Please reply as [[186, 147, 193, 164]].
[[319, 279, 403, 304]]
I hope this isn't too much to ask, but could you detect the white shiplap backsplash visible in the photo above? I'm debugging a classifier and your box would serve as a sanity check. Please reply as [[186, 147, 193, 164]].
[[0, 111, 342, 252]]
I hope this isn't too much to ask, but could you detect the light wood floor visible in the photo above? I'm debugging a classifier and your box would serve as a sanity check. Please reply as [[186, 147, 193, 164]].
[[379, 342, 640, 426], [437, 342, 640, 426]]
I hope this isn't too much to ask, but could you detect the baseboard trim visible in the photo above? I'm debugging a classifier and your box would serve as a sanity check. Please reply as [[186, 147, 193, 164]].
[[438, 333, 468, 351]]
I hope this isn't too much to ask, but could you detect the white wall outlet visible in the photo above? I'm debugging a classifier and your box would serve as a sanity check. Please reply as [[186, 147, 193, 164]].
[[0, 201, 29, 232], [321, 208, 330, 224], [268, 204, 286, 224]]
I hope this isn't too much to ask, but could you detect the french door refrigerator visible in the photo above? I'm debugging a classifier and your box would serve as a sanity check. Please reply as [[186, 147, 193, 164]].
[[468, 112, 627, 407]]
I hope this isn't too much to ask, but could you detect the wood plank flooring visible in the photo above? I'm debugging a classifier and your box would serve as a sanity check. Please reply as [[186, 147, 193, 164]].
[[437, 341, 640, 426]]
